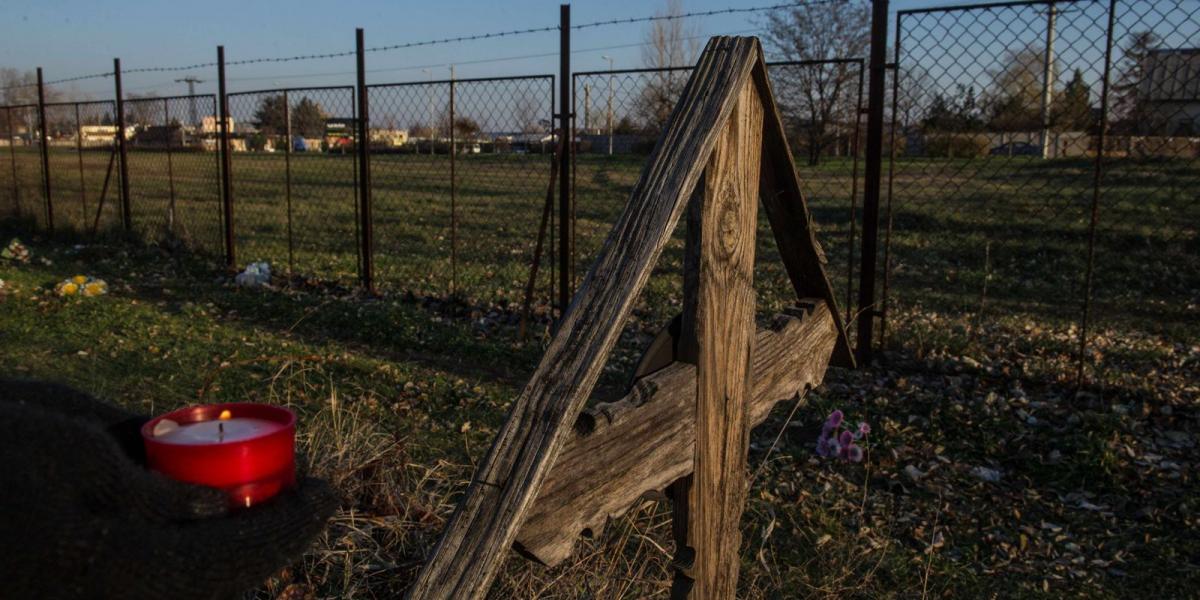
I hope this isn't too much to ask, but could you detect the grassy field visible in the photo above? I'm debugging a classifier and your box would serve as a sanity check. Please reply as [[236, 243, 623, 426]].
[[0, 148, 1196, 597]]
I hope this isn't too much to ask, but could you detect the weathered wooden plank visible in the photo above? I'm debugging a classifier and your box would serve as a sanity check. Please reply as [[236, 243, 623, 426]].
[[753, 60, 856, 369], [406, 37, 762, 600], [514, 303, 838, 566], [686, 74, 764, 599]]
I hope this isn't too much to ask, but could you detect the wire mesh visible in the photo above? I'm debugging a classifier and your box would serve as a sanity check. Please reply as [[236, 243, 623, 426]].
[[572, 61, 865, 321], [885, 0, 1200, 387], [123, 94, 223, 255], [368, 75, 555, 303], [1090, 0, 1200, 383], [2, 105, 48, 227], [886, 0, 1110, 329], [226, 86, 359, 283], [41, 101, 123, 234]]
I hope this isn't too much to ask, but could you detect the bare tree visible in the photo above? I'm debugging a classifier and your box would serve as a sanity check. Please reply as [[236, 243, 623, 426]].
[[762, 0, 869, 165], [1, 68, 65, 140], [1111, 30, 1161, 134], [984, 45, 1052, 132], [636, 0, 701, 132], [513, 92, 545, 133], [123, 93, 161, 127]]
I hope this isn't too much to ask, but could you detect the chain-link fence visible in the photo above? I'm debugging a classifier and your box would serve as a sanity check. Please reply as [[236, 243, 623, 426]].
[[1, 105, 48, 228], [573, 60, 865, 325], [226, 86, 360, 283], [884, 0, 1199, 384], [2, 1, 1195, 387], [41, 100, 123, 234], [368, 75, 555, 300], [123, 94, 223, 255]]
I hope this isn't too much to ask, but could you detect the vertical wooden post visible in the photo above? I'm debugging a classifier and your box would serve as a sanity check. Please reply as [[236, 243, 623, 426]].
[[673, 77, 763, 599]]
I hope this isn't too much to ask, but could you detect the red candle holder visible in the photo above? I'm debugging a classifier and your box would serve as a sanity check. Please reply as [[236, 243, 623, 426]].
[[141, 403, 296, 508]]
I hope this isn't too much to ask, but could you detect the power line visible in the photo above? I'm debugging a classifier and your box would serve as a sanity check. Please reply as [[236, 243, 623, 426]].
[[3, 1, 822, 92]]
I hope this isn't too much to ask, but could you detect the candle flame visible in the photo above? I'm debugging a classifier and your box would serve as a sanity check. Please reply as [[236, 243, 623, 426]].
[[244, 496, 253, 508], [218, 409, 233, 420]]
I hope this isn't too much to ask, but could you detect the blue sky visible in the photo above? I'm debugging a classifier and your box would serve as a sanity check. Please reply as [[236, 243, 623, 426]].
[[2, 0, 965, 100]]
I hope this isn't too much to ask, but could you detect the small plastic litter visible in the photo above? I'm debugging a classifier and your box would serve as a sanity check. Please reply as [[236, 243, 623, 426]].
[[970, 465, 1002, 483], [2, 238, 30, 263], [235, 262, 272, 288], [56, 275, 108, 297]]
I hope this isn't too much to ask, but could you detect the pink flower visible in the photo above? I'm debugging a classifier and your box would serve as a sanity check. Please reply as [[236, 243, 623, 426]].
[[826, 410, 844, 429], [814, 409, 869, 464]]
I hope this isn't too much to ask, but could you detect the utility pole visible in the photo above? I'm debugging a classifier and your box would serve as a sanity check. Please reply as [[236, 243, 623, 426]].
[[1040, 2, 1057, 159], [175, 77, 204, 128]]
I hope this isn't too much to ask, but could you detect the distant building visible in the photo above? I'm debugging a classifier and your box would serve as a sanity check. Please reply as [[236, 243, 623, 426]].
[[201, 116, 235, 134], [79, 125, 135, 144], [1141, 47, 1200, 135], [369, 128, 408, 147]]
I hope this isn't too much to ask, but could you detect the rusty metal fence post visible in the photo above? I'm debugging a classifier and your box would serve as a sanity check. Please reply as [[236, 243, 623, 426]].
[[163, 98, 178, 234], [846, 59, 866, 326], [6, 108, 19, 218], [855, 0, 889, 365], [73, 103, 87, 228], [448, 70, 457, 294], [114, 58, 132, 232], [217, 46, 235, 268], [355, 28, 375, 292], [1077, 0, 1117, 384], [36, 67, 53, 232], [282, 89, 295, 274], [558, 3, 573, 317]]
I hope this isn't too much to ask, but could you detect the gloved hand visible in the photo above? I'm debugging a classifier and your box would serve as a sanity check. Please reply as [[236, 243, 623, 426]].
[[0, 379, 338, 600]]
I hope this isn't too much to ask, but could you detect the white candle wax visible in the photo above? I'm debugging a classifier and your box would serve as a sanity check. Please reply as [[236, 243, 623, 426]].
[[152, 417, 281, 445]]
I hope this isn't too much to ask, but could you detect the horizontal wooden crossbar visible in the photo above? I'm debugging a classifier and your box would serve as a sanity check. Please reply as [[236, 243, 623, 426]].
[[515, 301, 838, 565]]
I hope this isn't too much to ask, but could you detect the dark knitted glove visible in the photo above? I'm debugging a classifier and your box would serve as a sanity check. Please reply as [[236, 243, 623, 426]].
[[0, 379, 338, 600]]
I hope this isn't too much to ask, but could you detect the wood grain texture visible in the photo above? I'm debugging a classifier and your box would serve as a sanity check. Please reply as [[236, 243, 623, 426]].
[[686, 75, 764, 599], [514, 303, 838, 566], [406, 37, 762, 600], [753, 60, 856, 369]]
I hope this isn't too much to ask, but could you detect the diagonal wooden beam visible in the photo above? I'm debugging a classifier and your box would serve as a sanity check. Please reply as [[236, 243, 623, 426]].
[[514, 302, 838, 566], [406, 37, 762, 600], [753, 59, 857, 369]]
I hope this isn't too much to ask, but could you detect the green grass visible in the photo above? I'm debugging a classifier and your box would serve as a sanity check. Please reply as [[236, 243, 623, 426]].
[[0, 148, 1197, 598]]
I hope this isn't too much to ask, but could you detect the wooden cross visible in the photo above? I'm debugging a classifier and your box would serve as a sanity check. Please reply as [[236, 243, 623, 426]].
[[408, 36, 854, 599]]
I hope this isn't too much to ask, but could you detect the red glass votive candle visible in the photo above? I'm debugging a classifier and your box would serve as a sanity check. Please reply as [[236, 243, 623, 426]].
[[141, 403, 296, 508]]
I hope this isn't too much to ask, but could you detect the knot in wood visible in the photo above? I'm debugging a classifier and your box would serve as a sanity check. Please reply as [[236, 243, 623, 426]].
[[715, 185, 743, 259]]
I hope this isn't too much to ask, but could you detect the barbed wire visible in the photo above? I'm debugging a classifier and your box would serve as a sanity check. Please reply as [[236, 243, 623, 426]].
[[2, 0, 827, 93]]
